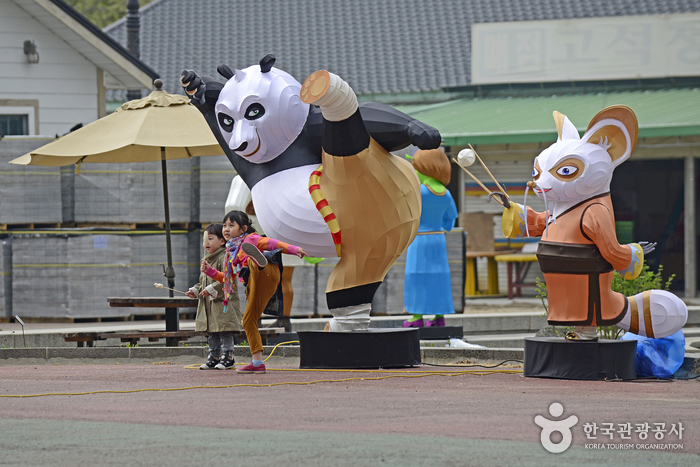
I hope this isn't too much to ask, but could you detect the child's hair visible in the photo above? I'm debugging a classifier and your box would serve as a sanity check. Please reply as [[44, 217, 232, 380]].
[[204, 223, 224, 240], [223, 210, 257, 234]]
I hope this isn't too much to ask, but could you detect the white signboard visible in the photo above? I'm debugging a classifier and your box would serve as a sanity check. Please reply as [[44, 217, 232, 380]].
[[472, 13, 700, 84]]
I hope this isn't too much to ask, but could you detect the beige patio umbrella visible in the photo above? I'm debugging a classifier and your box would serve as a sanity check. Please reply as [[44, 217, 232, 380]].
[[10, 80, 225, 331]]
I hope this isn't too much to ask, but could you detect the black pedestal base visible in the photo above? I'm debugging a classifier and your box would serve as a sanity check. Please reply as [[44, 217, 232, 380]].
[[524, 337, 637, 380], [418, 326, 463, 340], [298, 328, 421, 369], [266, 332, 298, 345]]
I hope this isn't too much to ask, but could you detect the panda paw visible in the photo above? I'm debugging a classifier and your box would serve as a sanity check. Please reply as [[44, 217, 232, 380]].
[[407, 120, 441, 149], [180, 70, 206, 104]]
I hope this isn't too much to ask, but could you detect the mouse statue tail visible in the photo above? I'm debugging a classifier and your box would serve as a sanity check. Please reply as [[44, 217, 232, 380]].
[[616, 290, 687, 338]]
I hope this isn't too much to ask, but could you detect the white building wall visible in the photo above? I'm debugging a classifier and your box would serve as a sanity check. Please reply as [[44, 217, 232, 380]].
[[0, 0, 98, 136]]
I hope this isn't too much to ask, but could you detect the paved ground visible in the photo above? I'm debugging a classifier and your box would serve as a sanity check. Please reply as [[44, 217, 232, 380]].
[[1, 360, 699, 466]]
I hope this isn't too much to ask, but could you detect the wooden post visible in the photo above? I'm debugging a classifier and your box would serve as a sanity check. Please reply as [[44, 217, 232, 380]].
[[685, 156, 697, 298], [161, 147, 179, 344]]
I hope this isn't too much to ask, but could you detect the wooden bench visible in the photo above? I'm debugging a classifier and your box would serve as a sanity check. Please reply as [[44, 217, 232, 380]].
[[465, 250, 515, 296], [60, 328, 285, 347], [108, 296, 199, 346], [494, 253, 539, 299]]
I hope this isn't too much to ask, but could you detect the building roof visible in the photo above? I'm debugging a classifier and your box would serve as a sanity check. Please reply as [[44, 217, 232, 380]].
[[12, 0, 158, 89], [104, 0, 700, 98], [397, 88, 700, 146]]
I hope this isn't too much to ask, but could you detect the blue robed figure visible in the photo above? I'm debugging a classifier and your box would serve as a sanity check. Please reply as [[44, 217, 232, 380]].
[[403, 148, 459, 327]]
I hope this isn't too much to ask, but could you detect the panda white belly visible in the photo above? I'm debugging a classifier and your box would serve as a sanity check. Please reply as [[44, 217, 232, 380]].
[[251, 164, 338, 258]]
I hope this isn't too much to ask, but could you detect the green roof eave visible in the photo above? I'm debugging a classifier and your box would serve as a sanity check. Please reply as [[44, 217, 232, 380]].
[[637, 125, 700, 139], [441, 132, 558, 146], [398, 89, 700, 147], [440, 125, 700, 146]]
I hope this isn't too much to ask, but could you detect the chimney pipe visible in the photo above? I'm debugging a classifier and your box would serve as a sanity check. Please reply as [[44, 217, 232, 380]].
[[126, 0, 141, 101]]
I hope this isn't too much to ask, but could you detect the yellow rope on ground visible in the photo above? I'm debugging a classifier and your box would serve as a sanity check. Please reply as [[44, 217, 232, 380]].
[[0, 368, 522, 398], [0, 341, 522, 398]]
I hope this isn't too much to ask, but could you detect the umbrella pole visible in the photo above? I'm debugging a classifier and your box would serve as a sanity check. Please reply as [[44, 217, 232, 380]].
[[161, 147, 179, 344]]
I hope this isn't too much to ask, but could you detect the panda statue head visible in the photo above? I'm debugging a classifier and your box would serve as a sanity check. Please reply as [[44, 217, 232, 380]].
[[215, 55, 309, 164]]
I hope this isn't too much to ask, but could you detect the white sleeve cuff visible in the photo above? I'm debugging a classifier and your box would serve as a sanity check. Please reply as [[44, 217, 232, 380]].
[[205, 284, 218, 299]]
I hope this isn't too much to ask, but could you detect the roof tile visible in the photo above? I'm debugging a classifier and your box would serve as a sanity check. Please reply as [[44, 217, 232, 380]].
[[105, 0, 700, 100]]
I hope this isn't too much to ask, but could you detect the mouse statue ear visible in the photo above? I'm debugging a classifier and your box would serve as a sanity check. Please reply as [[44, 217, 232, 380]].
[[582, 105, 638, 168], [553, 111, 580, 142]]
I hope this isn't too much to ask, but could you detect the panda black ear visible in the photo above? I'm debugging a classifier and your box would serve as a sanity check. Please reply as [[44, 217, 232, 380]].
[[260, 54, 275, 73], [217, 64, 234, 80]]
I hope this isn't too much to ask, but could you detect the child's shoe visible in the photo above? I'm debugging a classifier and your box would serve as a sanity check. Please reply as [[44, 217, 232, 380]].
[[236, 362, 266, 374], [199, 354, 219, 370], [215, 355, 235, 370], [241, 242, 268, 268]]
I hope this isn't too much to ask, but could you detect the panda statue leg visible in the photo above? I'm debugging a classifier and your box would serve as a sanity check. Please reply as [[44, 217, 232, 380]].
[[301, 70, 358, 122], [301, 71, 420, 332], [302, 70, 377, 331], [327, 304, 371, 332], [325, 282, 381, 332]]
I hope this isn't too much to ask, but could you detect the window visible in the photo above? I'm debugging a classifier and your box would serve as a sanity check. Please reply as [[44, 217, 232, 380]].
[[0, 103, 37, 136], [0, 114, 29, 137]]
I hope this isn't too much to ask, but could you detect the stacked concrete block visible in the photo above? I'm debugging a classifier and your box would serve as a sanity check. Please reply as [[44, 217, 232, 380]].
[[198, 155, 235, 223], [286, 261, 320, 316], [1, 236, 10, 318], [73, 163, 132, 223], [447, 228, 467, 310], [0, 138, 62, 225], [65, 234, 131, 318], [129, 159, 193, 224], [11, 233, 132, 318], [11, 234, 70, 318], [8, 232, 199, 319], [130, 233, 197, 312]]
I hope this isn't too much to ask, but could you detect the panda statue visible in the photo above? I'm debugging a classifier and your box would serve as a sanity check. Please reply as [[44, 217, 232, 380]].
[[181, 54, 441, 332]]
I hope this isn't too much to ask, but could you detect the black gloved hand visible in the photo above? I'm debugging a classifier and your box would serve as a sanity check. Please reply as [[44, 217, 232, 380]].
[[407, 120, 441, 149], [180, 70, 206, 104]]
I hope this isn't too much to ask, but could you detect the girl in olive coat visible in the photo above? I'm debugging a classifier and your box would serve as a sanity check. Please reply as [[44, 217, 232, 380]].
[[187, 223, 243, 369]]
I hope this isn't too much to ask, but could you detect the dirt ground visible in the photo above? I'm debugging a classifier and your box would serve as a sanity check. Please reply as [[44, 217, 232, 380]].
[[1, 361, 699, 466]]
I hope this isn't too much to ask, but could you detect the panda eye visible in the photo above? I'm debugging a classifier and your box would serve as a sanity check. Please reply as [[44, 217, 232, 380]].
[[245, 103, 265, 120], [217, 112, 234, 133], [556, 165, 578, 177]]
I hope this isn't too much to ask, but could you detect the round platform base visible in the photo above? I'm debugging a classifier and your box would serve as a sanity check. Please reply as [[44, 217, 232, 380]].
[[524, 337, 637, 380], [298, 328, 421, 369]]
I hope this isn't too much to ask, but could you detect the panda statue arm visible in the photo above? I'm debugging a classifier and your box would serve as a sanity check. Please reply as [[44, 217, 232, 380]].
[[358, 102, 441, 151], [180, 70, 224, 112], [305, 103, 441, 154]]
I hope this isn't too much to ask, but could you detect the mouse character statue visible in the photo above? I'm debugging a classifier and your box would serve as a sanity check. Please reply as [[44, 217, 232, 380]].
[[182, 55, 440, 331], [501, 105, 687, 341]]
